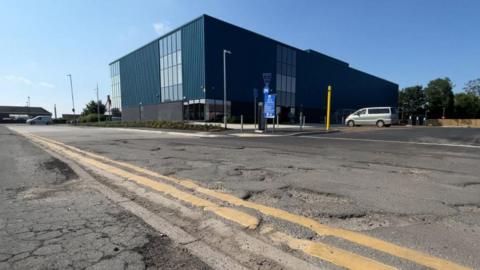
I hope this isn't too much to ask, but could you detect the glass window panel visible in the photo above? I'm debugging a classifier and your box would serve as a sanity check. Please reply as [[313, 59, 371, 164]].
[[174, 85, 179, 100], [178, 84, 183, 99], [286, 49, 291, 64], [276, 45, 281, 61], [165, 37, 172, 54], [169, 86, 174, 101], [177, 51, 182, 64], [292, 93, 296, 106], [292, 78, 296, 93], [282, 63, 287, 75], [286, 76, 292, 92], [292, 65, 296, 77], [172, 52, 177, 66], [282, 47, 288, 63], [169, 68, 173, 86], [292, 52, 296, 66], [177, 65, 182, 84], [172, 33, 177, 52], [282, 75, 287, 93], [276, 74, 281, 91], [176, 31, 181, 50], [172, 66, 177, 85]]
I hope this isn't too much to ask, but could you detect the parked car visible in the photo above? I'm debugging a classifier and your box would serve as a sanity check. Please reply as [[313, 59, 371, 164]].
[[26, 115, 53, 125], [345, 107, 398, 127]]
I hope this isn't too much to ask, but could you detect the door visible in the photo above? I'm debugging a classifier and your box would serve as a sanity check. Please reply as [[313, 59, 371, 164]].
[[354, 109, 367, 124]]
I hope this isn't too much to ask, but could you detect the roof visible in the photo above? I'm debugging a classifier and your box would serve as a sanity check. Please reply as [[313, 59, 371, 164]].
[[110, 14, 348, 66], [0, 106, 51, 115]]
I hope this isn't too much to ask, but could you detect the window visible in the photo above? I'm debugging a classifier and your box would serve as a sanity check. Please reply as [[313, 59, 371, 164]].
[[110, 61, 121, 110], [275, 45, 296, 107], [368, 108, 390, 114], [158, 30, 182, 102], [357, 109, 367, 115]]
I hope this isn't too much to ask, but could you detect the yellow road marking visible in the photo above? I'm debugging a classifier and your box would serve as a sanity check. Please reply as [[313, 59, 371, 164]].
[[268, 231, 396, 270], [28, 133, 473, 270], [26, 133, 398, 270]]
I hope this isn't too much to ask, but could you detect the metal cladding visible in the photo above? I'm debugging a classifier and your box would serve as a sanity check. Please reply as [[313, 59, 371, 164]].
[[110, 14, 398, 123]]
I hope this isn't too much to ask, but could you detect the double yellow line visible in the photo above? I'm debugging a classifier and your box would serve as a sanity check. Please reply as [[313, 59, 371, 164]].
[[25, 132, 472, 270]]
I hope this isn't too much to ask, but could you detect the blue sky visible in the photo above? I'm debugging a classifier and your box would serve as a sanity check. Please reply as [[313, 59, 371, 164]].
[[1, 0, 478, 115]]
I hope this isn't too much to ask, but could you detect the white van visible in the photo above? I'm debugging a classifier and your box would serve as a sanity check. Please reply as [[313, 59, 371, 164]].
[[345, 107, 398, 127], [26, 115, 53, 125]]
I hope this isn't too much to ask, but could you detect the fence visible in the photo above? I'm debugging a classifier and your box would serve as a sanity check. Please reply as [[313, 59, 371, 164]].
[[427, 119, 480, 127]]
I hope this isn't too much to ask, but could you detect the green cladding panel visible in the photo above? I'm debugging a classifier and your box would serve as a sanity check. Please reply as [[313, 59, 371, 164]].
[[119, 41, 160, 108], [181, 17, 205, 100]]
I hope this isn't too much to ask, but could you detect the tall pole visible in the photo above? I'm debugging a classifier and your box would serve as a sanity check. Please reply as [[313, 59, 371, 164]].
[[326, 85, 332, 131], [254, 93, 257, 129], [27, 96, 30, 107], [67, 74, 76, 124], [96, 83, 100, 124], [223, 49, 231, 129]]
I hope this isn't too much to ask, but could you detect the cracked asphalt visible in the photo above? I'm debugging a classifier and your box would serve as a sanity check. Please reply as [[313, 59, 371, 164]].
[[3, 124, 480, 269], [0, 126, 211, 270]]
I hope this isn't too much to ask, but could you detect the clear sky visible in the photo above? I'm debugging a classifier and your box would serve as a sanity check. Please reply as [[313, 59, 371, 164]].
[[1, 0, 478, 115]]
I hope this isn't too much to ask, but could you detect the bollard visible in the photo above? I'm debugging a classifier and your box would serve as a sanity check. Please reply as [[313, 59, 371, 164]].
[[303, 115, 306, 129], [240, 114, 243, 133], [326, 85, 332, 131], [299, 112, 303, 131]]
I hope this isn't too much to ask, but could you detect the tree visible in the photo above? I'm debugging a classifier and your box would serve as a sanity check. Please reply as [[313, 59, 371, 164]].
[[398, 85, 425, 118], [424, 78, 454, 118], [454, 92, 480, 118], [464, 79, 480, 96], [82, 100, 106, 116]]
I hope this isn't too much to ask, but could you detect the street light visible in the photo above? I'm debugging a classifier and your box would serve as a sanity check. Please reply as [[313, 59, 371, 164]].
[[139, 102, 143, 121], [66, 74, 76, 124], [223, 49, 232, 129]]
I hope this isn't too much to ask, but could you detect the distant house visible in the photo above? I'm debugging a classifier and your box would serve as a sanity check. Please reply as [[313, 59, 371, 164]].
[[0, 106, 51, 122]]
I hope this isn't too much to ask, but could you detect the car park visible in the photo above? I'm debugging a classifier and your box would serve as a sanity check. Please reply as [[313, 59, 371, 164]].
[[345, 107, 398, 127]]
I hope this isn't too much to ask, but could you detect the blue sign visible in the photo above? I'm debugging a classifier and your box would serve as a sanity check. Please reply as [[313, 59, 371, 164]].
[[264, 93, 276, 119]]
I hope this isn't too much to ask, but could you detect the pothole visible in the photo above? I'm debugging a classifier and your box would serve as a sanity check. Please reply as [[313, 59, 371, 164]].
[[41, 158, 78, 184], [133, 234, 211, 270], [244, 187, 366, 220]]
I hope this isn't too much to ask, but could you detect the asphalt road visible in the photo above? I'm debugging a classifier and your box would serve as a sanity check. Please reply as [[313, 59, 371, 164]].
[[0, 126, 211, 270], [3, 124, 480, 269]]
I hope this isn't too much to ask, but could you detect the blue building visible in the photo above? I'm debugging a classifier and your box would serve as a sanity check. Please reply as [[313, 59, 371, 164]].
[[110, 14, 398, 123]]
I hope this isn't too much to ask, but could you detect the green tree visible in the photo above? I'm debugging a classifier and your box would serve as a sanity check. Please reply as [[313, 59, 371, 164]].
[[463, 78, 480, 96], [82, 100, 106, 116], [398, 85, 425, 118], [454, 92, 480, 118], [424, 78, 454, 118]]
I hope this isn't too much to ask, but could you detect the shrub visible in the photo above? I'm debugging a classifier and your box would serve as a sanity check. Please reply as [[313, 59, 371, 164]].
[[79, 113, 107, 123], [80, 120, 224, 131]]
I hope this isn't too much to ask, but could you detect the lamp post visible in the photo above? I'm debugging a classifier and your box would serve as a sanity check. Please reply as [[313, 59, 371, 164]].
[[94, 83, 100, 124], [139, 102, 143, 121], [223, 49, 231, 129], [66, 74, 76, 124]]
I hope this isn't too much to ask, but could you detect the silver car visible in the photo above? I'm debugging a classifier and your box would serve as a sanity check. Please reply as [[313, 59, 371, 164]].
[[345, 107, 398, 127], [26, 115, 53, 125]]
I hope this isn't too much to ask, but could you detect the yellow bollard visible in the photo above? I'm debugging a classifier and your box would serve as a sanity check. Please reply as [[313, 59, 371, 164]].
[[326, 85, 332, 131]]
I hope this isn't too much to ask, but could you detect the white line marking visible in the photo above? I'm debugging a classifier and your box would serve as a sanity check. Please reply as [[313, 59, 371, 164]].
[[299, 136, 480, 149]]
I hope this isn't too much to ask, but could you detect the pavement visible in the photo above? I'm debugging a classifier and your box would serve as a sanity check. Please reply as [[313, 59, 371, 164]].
[[0, 126, 211, 270], [2, 124, 480, 269]]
